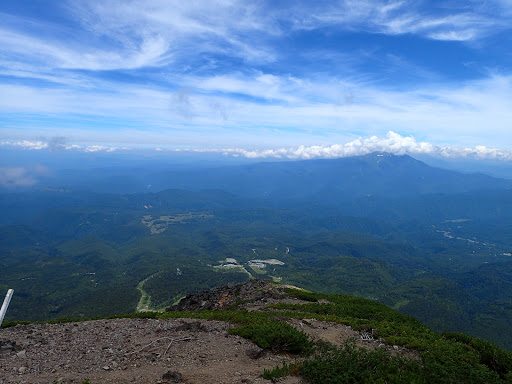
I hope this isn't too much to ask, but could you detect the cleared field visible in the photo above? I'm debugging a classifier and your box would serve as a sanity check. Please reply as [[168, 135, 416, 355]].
[[141, 212, 213, 234]]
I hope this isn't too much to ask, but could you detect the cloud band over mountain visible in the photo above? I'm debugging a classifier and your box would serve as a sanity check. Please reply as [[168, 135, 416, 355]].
[[169, 132, 512, 160], [3, 132, 512, 161]]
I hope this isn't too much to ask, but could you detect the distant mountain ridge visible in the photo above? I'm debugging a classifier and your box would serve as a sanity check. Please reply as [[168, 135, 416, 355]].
[[5, 152, 510, 197], [147, 152, 512, 200]]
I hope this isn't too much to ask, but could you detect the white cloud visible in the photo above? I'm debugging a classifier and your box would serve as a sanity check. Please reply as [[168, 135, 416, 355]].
[[0, 167, 37, 187], [0, 0, 506, 80], [82, 145, 125, 152], [1, 1, 512, 153], [164, 131, 512, 161], [196, 73, 302, 103], [0, 140, 48, 150], [2, 72, 512, 149], [0, 140, 127, 153], [3, 132, 512, 162], [0, 165, 49, 188], [0, 24, 170, 71], [292, 1, 501, 41]]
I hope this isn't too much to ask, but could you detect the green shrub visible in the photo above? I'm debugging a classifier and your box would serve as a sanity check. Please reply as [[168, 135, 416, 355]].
[[263, 361, 301, 380], [285, 288, 320, 302], [229, 316, 313, 354], [300, 341, 423, 384], [267, 295, 512, 383], [443, 332, 512, 380], [1, 320, 31, 328], [162, 309, 313, 355]]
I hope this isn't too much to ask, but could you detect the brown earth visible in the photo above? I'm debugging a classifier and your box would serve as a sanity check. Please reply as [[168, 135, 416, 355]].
[[1, 317, 305, 384]]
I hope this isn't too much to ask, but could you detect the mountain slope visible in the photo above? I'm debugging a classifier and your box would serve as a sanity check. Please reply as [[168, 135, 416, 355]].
[[146, 152, 512, 200], [18, 152, 512, 197], [2, 281, 512, 384]]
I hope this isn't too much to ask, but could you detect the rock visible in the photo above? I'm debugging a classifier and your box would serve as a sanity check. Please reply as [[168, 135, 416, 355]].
[[18, 366, 27, 374], [162, 370, 183, 383], [166, 280, 273, 312], [0, 339, 16, 355], [175, 321, 208, 332], [16, 349, 26, 358], [245, 347, 265, 360], [102, 365, 110, 370]]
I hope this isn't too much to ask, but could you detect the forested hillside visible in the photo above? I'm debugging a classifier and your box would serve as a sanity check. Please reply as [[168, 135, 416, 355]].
[[2, 153, 512, 350]]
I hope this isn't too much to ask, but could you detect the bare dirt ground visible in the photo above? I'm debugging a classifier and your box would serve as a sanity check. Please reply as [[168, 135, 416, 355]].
[[0, 318, 304, 384]]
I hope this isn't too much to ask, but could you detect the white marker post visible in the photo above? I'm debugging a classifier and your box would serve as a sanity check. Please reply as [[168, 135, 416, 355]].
[[0, 289, 14, 327]]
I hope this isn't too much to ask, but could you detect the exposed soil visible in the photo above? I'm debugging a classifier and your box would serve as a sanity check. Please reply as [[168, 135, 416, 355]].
[[1, 318, 304, 384]]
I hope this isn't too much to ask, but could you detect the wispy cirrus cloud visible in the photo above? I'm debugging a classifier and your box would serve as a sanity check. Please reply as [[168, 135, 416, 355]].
[[0, 23, 170, 71], [1, 0, 508, 77], [0, 0, 277, 75], [2, 72, 512, 149], [287, 0, 503, 41], [1, 1, 512, 154]]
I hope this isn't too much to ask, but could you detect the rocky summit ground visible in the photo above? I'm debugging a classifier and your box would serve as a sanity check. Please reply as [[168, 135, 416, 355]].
[[0, 281, 414, 384]]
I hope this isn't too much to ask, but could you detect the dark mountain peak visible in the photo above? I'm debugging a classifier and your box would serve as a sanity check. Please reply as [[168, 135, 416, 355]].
[[144, 152, 512, 200]]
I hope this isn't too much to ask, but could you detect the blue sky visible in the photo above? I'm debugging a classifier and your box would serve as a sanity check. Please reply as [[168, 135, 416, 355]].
[[2, 0, 512, 160]]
